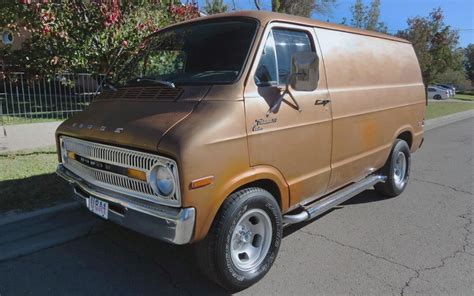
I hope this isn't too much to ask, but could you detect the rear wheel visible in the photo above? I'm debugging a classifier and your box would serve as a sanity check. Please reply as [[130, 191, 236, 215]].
[[375, 139, 411, 197], [196, 187, 282, 292], [433, 94, 442, 100]]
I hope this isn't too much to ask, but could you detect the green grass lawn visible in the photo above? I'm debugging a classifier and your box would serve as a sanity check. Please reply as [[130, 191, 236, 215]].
[[0, 146, 71, 213], [453, 94, 474, 102], [426, 101, 474, 119]]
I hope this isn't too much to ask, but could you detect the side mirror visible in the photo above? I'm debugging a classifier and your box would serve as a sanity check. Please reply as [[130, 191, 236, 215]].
[[265, 51, 319, 116], [290, 51, 319, 91]]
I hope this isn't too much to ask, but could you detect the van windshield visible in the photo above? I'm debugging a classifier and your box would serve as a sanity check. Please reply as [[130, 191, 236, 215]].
[[115, 19, 258, 86]]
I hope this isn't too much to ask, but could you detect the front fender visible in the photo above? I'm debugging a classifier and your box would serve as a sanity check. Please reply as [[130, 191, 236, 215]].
[[193, 165, 289, 242]]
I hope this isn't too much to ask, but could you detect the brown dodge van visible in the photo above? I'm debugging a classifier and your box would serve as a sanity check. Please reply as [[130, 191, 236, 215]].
[[56, 11, 425, 290]]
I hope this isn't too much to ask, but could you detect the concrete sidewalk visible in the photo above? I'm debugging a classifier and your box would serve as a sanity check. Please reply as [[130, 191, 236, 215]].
[[424, 109, 474, 131], [0, 121, 62, 153], [428, 98, 474, 103]]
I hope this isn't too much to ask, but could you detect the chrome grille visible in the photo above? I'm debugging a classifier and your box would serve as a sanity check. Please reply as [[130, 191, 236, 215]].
[[60, 136, 180, 207]]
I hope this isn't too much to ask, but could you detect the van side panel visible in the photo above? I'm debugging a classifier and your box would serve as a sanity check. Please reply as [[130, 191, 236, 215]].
[[315, 28, 425, 191]]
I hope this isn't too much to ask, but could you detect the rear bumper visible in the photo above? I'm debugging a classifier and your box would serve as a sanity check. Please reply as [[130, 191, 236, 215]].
[[56, 164, 195, 245]]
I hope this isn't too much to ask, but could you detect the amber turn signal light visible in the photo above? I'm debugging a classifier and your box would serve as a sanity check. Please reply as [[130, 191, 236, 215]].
[[127, 168, 147, 182], [190, 176, 215, 189], [67, 151, 76, 159]]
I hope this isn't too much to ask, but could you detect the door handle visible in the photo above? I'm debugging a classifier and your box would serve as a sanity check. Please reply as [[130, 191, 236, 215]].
[[315, 99, 331, 106]]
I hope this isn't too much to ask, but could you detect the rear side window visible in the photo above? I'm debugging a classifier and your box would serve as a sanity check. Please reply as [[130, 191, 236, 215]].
[[428, 88, 435, 92], [255, 28, 314, 86]]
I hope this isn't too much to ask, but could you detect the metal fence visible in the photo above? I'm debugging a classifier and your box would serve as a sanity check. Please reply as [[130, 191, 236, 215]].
[[0, 72, 105, 125]]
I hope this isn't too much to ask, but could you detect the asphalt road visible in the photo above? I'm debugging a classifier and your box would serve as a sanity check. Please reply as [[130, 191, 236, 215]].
[[0, 118, 472, 296]]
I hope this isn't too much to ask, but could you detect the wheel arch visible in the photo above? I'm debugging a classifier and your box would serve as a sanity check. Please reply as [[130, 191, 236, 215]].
[[379, 126, 414, 171], [230, 179, 283, 209], [193, 165, 289, 242], [397, 130, 413, 149]]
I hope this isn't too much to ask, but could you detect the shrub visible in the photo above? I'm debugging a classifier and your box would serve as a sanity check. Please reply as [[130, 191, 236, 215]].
[[0, 0, 199, 75]]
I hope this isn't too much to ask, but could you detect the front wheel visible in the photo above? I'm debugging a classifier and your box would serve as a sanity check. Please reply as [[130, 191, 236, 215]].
[[195, 187, 282, 292], [375, 139, 411, 197]]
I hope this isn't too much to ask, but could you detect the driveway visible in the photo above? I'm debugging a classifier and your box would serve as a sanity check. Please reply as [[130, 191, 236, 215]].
[[0, 118, 472, 296]]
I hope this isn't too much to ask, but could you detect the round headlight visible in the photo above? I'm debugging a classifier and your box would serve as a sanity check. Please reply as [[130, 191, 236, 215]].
[[151, 165, 175, 197]]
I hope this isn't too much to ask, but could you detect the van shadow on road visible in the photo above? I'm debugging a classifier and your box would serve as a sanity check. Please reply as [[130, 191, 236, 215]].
[[0, 215, 232, 296], [0, 173, 71, 212], [283, 189, 395, 238], [64, 222, 231, 296], [341, 188, 396, 205], [0, 189, 390, 296]]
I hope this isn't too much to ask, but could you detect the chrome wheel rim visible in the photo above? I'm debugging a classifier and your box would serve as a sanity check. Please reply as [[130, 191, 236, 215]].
[[393, 151, 407, 188], [230, 208, 272, 272]]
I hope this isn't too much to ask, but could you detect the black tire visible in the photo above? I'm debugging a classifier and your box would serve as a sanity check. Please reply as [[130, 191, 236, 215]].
[[195, 187, 282, 292], [433, 94, 442, 100], [375, 139, 411, 197]]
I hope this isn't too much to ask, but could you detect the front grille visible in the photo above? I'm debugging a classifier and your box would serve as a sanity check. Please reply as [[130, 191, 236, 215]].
[[61, 136, 180, 207]]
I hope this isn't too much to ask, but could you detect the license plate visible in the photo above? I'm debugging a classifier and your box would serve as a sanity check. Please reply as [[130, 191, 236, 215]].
[[87, 197, 108, 219]]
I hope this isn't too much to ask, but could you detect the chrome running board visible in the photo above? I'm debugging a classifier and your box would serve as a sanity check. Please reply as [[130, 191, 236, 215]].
[[283, 175, 386, 224]]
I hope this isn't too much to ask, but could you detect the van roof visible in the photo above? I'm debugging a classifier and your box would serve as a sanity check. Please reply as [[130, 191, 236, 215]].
[[180, 10, 410, 44]]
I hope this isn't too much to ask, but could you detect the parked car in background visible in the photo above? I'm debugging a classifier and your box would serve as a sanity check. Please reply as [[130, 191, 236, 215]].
[[428, 86, 450, 100], [436, 84, 456, 96]]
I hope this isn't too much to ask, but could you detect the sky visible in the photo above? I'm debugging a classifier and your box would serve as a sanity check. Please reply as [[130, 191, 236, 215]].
[[197, 0, 474, 47]]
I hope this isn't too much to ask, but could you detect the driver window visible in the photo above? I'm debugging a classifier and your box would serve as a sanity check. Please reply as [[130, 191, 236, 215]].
[[255, 31, 278, 86], [255, 28, 314, 87]]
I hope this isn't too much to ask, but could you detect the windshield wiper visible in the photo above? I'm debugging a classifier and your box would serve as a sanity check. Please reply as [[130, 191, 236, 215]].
[[134, 78, 176, 88]]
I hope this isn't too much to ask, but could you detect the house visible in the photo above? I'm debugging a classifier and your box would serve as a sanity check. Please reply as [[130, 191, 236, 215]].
[[1, 27, 31, 67]]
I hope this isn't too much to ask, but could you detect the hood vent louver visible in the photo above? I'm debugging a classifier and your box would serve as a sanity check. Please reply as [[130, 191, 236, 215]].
[[97, 86, 184, 101]]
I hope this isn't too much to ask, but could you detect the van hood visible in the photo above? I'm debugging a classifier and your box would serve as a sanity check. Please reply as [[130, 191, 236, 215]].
[[56, 86, 210, 152]]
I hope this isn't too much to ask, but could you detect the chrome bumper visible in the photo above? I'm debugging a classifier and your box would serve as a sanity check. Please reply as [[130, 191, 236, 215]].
[[56, 164, 195, 245]]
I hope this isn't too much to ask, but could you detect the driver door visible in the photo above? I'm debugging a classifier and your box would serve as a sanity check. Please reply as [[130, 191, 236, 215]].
[[244, 23, 333, 207]]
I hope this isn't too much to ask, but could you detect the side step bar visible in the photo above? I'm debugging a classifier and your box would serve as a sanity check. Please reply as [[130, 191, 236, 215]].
[[283, 175, 386, 224]]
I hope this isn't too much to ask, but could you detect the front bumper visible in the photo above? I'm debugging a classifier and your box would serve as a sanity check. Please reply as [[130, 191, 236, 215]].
[[56, 164, 195, 245]]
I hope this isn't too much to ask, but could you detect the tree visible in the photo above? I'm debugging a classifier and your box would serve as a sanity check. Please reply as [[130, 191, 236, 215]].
[[396, 8, 462, 85], [350, 0, 365, 28], [254, 0, 337, 18], [435, 68, 467, 87], [465, 44, 474, 81], [0, 0, 199, 75], [347, 0, 387, 33], [203, 0, 228, 15], [434, 48, 466, 86], [366, 0, 386, 32]]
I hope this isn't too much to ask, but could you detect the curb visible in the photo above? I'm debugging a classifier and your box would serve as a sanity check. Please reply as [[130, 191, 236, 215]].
[[0, 201, 80, 227], [424, 109, 474, 131], [0, 207, 104, 262]]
